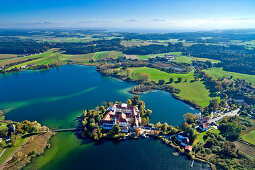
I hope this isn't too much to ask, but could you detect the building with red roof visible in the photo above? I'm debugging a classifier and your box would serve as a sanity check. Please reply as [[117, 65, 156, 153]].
[[100, 103, 141, 132]]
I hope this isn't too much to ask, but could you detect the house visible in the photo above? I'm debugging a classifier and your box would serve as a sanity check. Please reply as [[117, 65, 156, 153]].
[[199, 123, 211, 131], [100, 104, 141, 132], [0, 138, 2, 142], [185, 145, 192, 152], [164, 54, 175, 60], [175, 132, 190, 146], [20, 65, 27, 69]]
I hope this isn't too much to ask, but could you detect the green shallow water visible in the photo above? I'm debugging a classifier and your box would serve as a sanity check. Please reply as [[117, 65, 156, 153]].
[[0, 65, 208, 170]]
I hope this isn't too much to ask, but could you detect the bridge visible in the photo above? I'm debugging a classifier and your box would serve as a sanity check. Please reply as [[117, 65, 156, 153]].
[[51, 128, 82, 132]]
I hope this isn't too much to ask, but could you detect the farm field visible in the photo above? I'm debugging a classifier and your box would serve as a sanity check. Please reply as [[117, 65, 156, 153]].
[[121, 39, 167, 47], [92, 51, 124, 60], [205, 67, 255, 85], [128, 67, 219, 107], [1, 49, 127, 70], [193, 57, 220, 63], [0, 54, 18, 60], [242, 130, 255, 145], [136, 52, 193, 64]]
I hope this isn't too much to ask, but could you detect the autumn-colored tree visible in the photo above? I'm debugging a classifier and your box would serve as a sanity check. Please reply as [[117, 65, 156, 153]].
[[183, 113, 196, 124], [181, 122, 189, 131], [141, 118, 148, 125], [127, 99, 132, 106], [135, 128, 140, 136]]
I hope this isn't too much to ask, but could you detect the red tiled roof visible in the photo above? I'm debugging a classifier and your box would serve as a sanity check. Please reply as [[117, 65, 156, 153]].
[[200, 123, 210, 129], [185, 145, 192, 152]]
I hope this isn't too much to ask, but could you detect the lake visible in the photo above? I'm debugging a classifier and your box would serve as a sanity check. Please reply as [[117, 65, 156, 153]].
[[0, 65, 208, 170]]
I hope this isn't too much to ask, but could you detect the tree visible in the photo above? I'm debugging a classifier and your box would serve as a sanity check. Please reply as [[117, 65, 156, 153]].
[[219, 122, 241, 141], [112, 124, 120, 135], [0, 127, 8, 137], [141, 117, 148, 125], [100, 106, 106, 113], [181, 122, 188, 131], [10, 133, 17, 146], [177, 77, 182, 83], [131, 95, 140, 106], [158, 79, 165, 85], [127, 99, 132, 106], [169, 78, 174, 83], [135, 128, 140, 136], [83, 110, 87, 117], [0, 141, 6, 149], [183, 113, 196, 124]]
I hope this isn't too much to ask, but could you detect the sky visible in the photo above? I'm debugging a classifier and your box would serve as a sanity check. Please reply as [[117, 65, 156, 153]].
[[1, 0, 255, 31]]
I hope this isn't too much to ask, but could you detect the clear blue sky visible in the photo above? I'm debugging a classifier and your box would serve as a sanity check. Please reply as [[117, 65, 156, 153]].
[[1, 0, 255, 30]]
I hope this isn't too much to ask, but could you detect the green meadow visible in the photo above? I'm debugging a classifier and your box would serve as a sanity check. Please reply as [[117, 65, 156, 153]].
[[242, 130, 255, 145], [136, 52, 194, 64], [205, 67, 255, 86], [128, 67, 219, 107]]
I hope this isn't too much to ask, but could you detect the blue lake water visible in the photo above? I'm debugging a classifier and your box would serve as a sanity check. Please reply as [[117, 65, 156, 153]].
[[0, 65, 208, 170]]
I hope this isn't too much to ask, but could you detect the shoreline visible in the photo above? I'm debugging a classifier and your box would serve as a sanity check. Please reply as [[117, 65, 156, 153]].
[[0, 132, 54, 170], [96, 66, 203, 111]]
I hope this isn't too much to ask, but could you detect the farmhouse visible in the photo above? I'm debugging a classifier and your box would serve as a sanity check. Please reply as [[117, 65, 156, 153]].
[[164, 54, 175, 60], [100, 103, 141, 132], [199, 123, 211, 131]]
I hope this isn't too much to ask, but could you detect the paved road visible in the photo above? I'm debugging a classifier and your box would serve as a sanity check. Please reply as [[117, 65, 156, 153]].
[[208, 109, 239, 124]]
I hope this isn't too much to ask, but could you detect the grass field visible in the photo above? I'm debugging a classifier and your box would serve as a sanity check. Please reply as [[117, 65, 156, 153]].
[[1, 49, 127, 70], [193, 128, 220, 145], [93, 51, 124, 60], [193, 57, 220, 63], [136, 52, 193, 64], [128, 67, 219, 107], [242, 130, 255, 145], [205, 67, 255, 86]]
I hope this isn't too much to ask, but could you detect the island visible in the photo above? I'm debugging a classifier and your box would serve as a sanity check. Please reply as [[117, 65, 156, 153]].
[[80, 95, 255, 170]]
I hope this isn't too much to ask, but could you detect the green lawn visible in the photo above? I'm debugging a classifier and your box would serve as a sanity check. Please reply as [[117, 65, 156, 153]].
[[205, 67, 255, 86], [174, 56, 193, 64], [0, 137, 28, 165], [128, 67, 219, 107], [194, 127, 220, 145], [242, 130, 255, 145]]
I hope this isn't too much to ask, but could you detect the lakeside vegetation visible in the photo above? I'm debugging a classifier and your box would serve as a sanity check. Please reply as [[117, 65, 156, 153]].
[[0, 119, 53, 169], [128, 67, 219, 107]]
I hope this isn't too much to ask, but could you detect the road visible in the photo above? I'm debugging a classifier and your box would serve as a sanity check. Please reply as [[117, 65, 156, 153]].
[[0, 139, 10, 159], [208, 109, 240, 124]]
